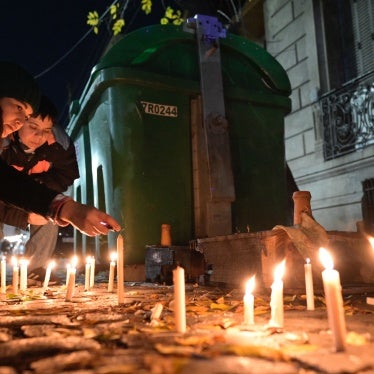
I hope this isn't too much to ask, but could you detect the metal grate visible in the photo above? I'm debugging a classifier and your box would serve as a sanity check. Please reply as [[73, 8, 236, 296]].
[[320, 70, 374, 160]]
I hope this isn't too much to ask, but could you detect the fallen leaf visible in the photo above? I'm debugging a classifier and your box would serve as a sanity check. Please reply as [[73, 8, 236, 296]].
[[210, 303, 231, 311], [223, 344, 290, 361], [186, 305, 208, 313], [174, 334, 223, 347], [346, 331, 371, 346], [154, 343, 199, 356], [281, 343, 319, 356]]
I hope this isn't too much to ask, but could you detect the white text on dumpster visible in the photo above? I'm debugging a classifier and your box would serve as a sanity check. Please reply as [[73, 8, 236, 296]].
[[141, 101, 178, 117]]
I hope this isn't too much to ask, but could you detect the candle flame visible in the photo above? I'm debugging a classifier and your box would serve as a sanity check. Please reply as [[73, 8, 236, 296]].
[[11, 256, 18, 266], [47, 260, 56, 269], [110, 252, 117, 262], [245, 275, 255, 295], [274, 259, 286, 281], [319, 247, 334, 270], [368, 236, 374, 249], [86, 256, 92, 264], [19, 258, 29, 266], [71, 255, 78, 267], [306, 258, 310, 264]]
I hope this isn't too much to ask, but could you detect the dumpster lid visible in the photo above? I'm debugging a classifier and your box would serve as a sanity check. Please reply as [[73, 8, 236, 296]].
[[92, 24, 291, 96]]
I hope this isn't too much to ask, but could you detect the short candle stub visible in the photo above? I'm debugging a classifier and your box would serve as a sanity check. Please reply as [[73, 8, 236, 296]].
[[161, 224, 172, 247], [292, 191, 312, 225]]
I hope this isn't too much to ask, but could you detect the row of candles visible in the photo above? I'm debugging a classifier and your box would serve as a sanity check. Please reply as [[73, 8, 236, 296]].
[[1, 256, 35, 294], [0, 238, 349, 352], [0, 251, 118, 299], [243, 247, 346, 351], [164, 245, 348, 352]]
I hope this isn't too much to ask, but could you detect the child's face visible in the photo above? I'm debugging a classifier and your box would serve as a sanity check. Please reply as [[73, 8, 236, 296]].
[[0, 97, 33, 138], [18, 115, 53, 150]]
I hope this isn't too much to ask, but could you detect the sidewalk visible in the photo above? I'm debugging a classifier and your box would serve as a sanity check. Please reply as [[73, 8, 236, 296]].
[[0, 268, 373, 373]]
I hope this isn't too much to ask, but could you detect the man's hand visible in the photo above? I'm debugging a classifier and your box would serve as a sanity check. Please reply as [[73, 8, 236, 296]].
[[58, 199, 121, 236], [28, 212, 48, 225]]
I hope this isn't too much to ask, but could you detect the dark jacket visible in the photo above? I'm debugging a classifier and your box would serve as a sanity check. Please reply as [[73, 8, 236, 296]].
[[0, 157, 58, 217], [1, 125, 79, 192], [0, 125, 79, 228]]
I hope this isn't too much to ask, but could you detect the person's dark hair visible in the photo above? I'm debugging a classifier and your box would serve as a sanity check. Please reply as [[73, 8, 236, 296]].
[[33, 95, 58, 123], [0, 61, 41, 112]]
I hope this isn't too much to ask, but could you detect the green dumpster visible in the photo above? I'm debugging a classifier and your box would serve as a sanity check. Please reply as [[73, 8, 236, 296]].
[[67, 23, 291, 264]]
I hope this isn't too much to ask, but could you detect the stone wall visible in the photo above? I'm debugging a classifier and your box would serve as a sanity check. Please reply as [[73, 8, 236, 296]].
[[263, 0, 374, 231]]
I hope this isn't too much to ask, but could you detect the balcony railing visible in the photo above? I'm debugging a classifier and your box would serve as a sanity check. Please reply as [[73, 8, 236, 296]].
[[320, 70, 374, 160]]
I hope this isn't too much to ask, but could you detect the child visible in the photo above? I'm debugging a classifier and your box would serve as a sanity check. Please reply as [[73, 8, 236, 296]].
[[1, 95, 80, 282]]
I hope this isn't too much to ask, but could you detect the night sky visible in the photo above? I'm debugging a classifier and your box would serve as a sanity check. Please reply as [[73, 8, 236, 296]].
[[1, 1, 169, 128], [1, 1, 242, 128]]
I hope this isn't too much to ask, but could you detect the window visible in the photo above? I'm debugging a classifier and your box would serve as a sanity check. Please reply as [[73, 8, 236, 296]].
[[315, 0, 374, 93], [317, 0, 374, 159], [351, 0, 374, 76]]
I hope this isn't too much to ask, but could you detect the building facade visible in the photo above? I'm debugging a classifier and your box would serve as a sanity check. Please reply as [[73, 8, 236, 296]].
[[243, 0, 374, 232]]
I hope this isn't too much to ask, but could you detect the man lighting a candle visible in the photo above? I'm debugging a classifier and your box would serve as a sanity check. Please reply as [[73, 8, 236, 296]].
[[0, 61, 121, 239], [1, 95, 79, 285]]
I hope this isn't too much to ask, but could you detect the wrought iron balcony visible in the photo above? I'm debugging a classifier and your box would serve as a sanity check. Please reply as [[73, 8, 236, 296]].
[[320, 70, 374, 160]]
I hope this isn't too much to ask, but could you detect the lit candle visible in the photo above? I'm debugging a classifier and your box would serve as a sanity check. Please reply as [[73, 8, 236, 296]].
[[65, 266, 76, 302], [108, 252, 117, 293], [65, 263, 71, 286], [269, 259, 285, 328], [43, 260, 56, 290], [173, 266, 186, 333], [66, 255, 78, 287], [11, 257, 19, 294], [19, 258, 29, 291], [89, 256, 95, 288], [1, 256, 6, 294], [71, 255, 78, 269], [304, 258, 315, 310], [319, 247, 346, 351], [117, 234, 125, 304], [243, 275, 255, 325], [85, 256, 91, 291]]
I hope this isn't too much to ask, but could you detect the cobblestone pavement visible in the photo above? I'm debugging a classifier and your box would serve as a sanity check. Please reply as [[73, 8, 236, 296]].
[[0, 265, 373, 373]]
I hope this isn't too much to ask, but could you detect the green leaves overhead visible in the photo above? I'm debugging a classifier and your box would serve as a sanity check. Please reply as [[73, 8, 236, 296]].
[[86, 0, 184, 36]]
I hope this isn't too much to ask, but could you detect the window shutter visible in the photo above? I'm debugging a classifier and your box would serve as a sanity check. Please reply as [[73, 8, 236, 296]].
[[351, 0, 374, 75]]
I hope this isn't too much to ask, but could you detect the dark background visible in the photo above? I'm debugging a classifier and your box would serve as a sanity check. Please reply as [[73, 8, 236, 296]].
[[1, 1, 177, 128], [1, 1, 243, 128]]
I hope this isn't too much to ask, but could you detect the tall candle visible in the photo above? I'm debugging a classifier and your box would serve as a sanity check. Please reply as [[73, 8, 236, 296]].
[[11, 257, 19, 294], [65, 266, 76, 301], [19, 258, 29, 291], [173, 266, 186, 333], [319, 247, 346, 351], [117, 234, 125, 304], [243, 275, 255, 325], [89, 256, 95, 288], [85, 256, 91, 291], [1, 256, 6, 294], [108, 252, 116, 293], [304, 258, 315, 310], [43, 260, 56, 290], [66, 263, 71, 286], [66, 255, 78, 287], [269, 259, 285, 328]]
